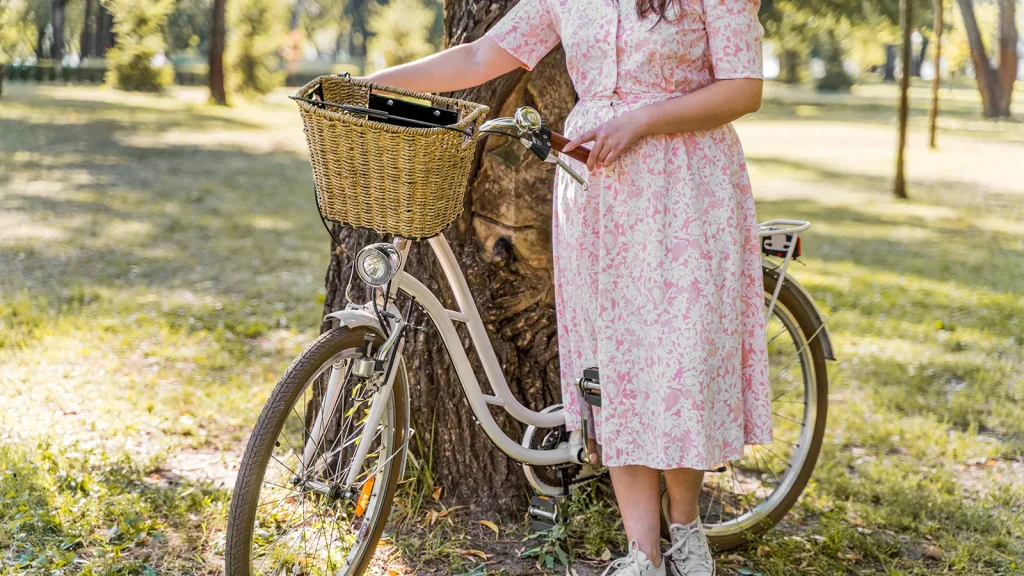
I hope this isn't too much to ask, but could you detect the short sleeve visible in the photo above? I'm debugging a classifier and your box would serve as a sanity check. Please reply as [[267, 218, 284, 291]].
[[484, 0, 561, 71], [705, 0, 764, 79]]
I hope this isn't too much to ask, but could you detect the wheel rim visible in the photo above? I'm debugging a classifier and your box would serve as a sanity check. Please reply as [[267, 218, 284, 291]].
[[247, 347, 397, 576], [695, 293, 819, 537]]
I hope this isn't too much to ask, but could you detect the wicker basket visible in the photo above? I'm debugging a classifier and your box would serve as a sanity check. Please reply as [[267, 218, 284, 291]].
[[294, 75, 490, 239]]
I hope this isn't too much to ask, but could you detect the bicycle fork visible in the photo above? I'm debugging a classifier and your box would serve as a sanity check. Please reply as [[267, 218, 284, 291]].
[[297, 317, 409, 499]]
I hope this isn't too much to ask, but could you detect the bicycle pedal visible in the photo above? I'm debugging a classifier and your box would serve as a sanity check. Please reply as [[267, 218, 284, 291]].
[[528, 495, 561, 532], [579, 367, 602, 408]]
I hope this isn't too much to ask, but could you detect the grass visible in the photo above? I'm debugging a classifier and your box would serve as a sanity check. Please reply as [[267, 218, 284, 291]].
[[1, 80, 1023, 575]]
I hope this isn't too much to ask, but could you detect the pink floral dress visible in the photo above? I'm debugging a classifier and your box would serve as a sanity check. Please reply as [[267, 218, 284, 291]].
[[485, 0, 772, 469]]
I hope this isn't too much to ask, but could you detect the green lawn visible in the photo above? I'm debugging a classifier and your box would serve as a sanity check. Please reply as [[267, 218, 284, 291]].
[[1, 81, 1022, 575]]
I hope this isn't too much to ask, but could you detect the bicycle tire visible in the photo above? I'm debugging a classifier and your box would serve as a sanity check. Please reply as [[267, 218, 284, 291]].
[[226, 326, 408, 576]]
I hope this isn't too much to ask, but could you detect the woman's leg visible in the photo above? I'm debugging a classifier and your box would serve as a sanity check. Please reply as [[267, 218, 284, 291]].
[[609, 465, 664, 567], [663, 468, 704, 525]]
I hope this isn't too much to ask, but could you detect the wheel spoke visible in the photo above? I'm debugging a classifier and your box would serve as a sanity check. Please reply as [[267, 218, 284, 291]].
[[235, 338, 400, 576]]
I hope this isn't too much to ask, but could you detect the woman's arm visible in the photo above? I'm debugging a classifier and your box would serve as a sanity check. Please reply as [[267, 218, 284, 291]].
[[564, 79, 763, 171], [358, 37, 525, 94], [639, 78, 762, 135]]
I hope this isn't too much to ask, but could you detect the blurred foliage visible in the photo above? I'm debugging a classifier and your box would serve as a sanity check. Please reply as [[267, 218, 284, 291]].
[[165, 0, 211, 56], [366, 0, 436, 67], [0, 0, 42, 61], [296, 0, 349, 61], [227, 0, 285, 95], [104, 0, 174, 90]]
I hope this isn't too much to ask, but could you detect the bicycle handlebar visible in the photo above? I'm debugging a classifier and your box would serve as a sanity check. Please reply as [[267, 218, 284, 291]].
[[547, 131, 591, 164]]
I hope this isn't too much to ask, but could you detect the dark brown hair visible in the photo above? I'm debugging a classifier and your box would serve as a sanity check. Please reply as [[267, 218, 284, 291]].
[[635, 0, 680, 22]]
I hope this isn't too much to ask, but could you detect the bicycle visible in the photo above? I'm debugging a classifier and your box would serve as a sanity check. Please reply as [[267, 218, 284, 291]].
[[225, 97, 834, 576]]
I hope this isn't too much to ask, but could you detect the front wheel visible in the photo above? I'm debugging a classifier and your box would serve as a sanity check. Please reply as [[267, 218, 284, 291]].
[[226, 326, 409, 576], [663, 267, 830, 550]]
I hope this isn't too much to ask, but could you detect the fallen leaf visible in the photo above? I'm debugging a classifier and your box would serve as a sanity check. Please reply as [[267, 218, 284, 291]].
[[478, 520, 499, 537], [922, 544, 943, 560], [756, 545, 772, 557], [432, 487, 442, 502], [600, 549, 612, 562], [838, 552, 860, 562], [459, 549, 490, 560], [726, 554, 745, 564]]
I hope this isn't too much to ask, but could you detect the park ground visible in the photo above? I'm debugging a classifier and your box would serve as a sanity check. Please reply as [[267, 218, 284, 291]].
[[1, 80, 1023, 575]]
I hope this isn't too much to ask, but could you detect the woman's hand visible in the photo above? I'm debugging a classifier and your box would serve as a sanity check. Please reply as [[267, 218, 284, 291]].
[[563, 109, 651, 171]]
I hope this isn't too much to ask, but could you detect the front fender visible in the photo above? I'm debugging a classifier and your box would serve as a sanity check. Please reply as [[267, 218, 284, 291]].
[[323, 302, 403, 333]]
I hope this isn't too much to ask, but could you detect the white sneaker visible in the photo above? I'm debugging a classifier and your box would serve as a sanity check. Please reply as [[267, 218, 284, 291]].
[[601, 540, 667, 576], [664, 519, 716, 576]]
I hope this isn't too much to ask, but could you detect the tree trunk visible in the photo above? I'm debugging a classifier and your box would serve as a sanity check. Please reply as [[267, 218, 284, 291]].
[[94, 4, 113, 58], [778, 49, 800, 84], [290, 0, 304, 31], [883, 44, 897, 81], [80, 0, 94, 59], [208, 0, 227, 105], [895, 0, 911, 199], [993, 0, 1017, 114], [347, 0, 368, 70], [956, 0, 1016, 118], [929, 0, 942, 148], [321, 0, 576, 517], [50, 0, 67, 62], [36, 24, 47, 60]]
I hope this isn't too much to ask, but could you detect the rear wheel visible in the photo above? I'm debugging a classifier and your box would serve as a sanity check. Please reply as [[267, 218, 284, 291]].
[[226, 326, 408, 576], [663, 267, 829, 550]]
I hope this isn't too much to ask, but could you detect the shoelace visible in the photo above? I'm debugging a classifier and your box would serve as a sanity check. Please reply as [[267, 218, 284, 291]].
[[665, 524, 714, 572], [601, 540, 643, 576]]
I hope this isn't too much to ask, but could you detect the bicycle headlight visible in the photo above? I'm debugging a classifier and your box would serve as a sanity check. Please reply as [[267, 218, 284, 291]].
[[355, 243, 402, 287]]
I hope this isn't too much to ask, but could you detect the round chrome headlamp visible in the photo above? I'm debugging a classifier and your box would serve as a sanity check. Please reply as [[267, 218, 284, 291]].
[[355, 243, 402, 287]]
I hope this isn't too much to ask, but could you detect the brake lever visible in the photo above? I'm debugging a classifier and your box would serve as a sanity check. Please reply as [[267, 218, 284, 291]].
[[548, 153, 588, 190], [518, 135, 588, 190]]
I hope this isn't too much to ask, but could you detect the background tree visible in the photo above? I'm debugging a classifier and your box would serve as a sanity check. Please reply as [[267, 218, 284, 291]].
[[93, 0, 113, 57], [1, 0, 38, 62], [80, 0, 94, 57], [366, 0, 435, 67], [816, 29, 855, 91], [321, 0, 577, 515], [49, 0, 67, 61], [104, 0, 174, 91], [928, 0, 941, 148], [955, 0, 1016, 118], [226, 0, 284, 95], [208, 0, 226, 104], [894, 0, 911, 199], [165, 0, 211, 56], [31, 0, 50, 60]]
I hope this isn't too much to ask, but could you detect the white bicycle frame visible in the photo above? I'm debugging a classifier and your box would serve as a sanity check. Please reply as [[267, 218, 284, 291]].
[[303, 219, 819, 493]]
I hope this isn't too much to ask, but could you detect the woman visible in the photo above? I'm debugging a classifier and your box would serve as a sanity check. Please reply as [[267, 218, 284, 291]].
[[360, 0, 769, 573]]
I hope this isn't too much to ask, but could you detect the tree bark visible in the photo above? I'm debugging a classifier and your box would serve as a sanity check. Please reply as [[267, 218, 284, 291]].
[[956, 0, 1016, 118], [894, 0, 911, 199], [929, 0, 942, 148], [81, 0, 95, 59], [320, 0, 576, 516], [208, 0, 227, 105]]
